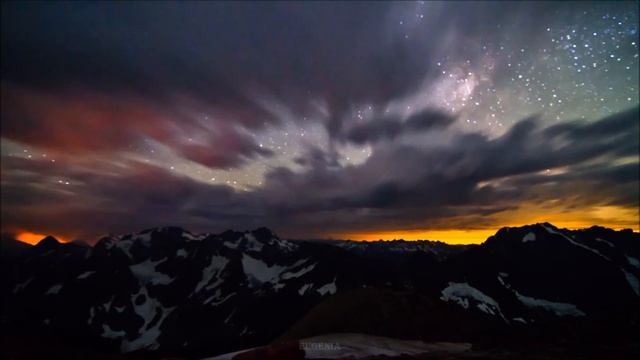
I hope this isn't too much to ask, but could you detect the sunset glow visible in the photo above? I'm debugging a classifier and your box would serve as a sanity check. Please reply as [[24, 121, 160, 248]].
[[337, 220, 639, 245], [338, 229, 499, 244], [16, 231, 64, 245]]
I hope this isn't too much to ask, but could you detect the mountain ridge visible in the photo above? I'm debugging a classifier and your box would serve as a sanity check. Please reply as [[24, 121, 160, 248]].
[[2, 222, 639, 359], [14, 221, 638, 248]]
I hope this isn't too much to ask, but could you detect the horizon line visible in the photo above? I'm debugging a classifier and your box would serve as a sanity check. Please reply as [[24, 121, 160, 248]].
[[8, 221, 639, 247]]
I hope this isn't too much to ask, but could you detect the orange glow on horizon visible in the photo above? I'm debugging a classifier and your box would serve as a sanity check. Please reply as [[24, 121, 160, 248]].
[[16, 231, 66, 245], [337, 222, 639, 244], [336, 203, 639, 244]]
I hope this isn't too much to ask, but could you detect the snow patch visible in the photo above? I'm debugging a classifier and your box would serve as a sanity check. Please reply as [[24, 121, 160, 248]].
[[224, 308, 236, 324], [88, 306, 95, 324], [121, 286, 175, 352], [241, 254, 286, 283], [134, 232, 152, 246], [77, 271, 95, 279], [115, 239, 134, 258], [317, 278, 337, 296], [273, 282, 285, 291], [121, 306, 175, 352], [515, 291, 585, 316], [239, 326, 249, 336], [622, 269, 640, 296], [498, 273, 585, 317], [299, 283, 313, 295], [182, 231, 203, 241], [205, 277, 225, 292], [130, 258, 174, 286], [440, 282, 506, 320], [522, 232, 536, 242], [103, 295, 115, 312], [195, 255, 229, 293], [130, 287, 156, 327], [13, 277, 33, 293], [595, 237, 614, 247], [204, 291, 236, 306], [101, 238, 117, 250], [102, 324, 126, 339], [244, 233, 263, 252], [274, 238, 297, 251], [497, 274, 510, 289], [45, 284, 63, 295], [176, 249, 188, 258], [626, 256, 640, 269], [282, 263, 316, 279], [542, 225, 610, 261], [222, 240, 239, 249]]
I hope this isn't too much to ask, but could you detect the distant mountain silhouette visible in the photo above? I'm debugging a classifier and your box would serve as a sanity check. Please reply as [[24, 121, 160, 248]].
[[3, 223, 639, 359], [0, 234, 32, 257]]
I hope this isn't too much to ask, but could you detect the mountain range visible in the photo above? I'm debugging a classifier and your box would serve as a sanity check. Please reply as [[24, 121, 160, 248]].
[[2, 223, 639, 359]]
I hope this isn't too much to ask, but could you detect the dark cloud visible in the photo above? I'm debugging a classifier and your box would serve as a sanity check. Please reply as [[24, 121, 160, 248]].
[[1, 2, 638, 240], [2, 1, 613, 132], [3, 108, 635, 240], [0, 160, 265, 241], [1, 1, 402, 119], [254, 107, 639, 234], [0, 84, 273, 169], [343, 110, 455, 144], [543, 106, 640, 158]]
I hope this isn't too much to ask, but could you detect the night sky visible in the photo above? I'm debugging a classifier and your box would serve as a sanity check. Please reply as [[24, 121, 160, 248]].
[[1, 1, 638, 244]]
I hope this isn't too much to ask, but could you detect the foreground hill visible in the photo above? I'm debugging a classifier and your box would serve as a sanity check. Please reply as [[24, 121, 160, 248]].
[[2, 223, 638, 358]]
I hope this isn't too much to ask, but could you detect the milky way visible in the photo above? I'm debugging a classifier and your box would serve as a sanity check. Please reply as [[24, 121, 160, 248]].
[[1, 1, 638, 242]]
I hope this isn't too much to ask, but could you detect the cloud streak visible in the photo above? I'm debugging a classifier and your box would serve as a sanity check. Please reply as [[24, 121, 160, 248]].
[[2, 107, 637, 241], [1, 1, 638, 241]]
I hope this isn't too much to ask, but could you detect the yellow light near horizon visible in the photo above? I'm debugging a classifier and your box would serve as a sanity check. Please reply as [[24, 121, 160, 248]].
[[335, 203, 639, 244], [590, 205, 638, 223], [339, 228, 498, 244]]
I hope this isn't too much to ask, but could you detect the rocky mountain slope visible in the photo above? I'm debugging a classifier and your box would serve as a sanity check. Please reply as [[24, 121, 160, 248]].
[[2, 223, 638, 359]]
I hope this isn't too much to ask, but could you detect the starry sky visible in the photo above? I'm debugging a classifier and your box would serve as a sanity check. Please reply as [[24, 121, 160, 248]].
[[1, 1, 638, 244]]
